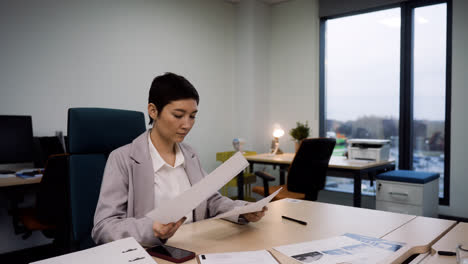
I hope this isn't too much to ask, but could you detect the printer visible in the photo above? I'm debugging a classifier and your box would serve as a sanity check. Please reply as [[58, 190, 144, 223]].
[[347, 139, 391, 162]]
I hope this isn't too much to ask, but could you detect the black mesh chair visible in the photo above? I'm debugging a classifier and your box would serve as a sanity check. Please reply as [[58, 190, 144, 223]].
[[15, 136, 68, 243], [252, 138, 336, 201]]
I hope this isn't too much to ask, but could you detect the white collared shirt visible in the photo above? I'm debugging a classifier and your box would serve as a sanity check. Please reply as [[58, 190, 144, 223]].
[[148, 134, 193, 224]]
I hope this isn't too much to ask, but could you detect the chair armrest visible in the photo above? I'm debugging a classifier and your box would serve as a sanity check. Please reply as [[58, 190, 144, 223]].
[[254, 171, 275, 197], [254, 171, 275, 181]]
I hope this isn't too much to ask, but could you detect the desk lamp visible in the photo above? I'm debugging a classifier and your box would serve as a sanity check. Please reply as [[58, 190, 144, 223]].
[[271, 127, 284, 155]]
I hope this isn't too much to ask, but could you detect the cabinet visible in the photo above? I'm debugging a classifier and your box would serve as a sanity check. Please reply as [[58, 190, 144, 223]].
[[375, 170, 439, 217]]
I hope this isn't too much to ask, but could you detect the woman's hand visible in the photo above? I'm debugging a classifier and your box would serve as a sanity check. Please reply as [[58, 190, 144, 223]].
[[241, 206, 268, 222], [152, 217, 186, 240]]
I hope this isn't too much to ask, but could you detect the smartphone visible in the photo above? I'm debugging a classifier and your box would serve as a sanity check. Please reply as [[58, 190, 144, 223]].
[[146, 244, 196, 263]]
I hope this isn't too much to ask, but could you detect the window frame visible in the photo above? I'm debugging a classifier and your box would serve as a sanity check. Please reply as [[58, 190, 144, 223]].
[[319, 0, 452, 205]]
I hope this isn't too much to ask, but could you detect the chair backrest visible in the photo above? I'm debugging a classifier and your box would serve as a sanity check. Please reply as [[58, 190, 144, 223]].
[[32, 136, 68, 228], [33, 136, 66, 168], [67, 107, 146, 250], [36, 153, 69, 227], [287, 138, 336, 201]]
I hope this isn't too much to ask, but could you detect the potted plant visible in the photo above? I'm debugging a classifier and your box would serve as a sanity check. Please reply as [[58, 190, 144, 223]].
[[289, 121, 310, 152]]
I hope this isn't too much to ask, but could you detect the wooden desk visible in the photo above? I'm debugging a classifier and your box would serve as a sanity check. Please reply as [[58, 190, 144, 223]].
[[0, 175, 42, 212], [416, 222, 468, 264], [380, 216, 457, 263], [0, 175, 42, 235], [152, 199, 454, 264], [244, 153, 395, 207], [0, 175, 42, 187]]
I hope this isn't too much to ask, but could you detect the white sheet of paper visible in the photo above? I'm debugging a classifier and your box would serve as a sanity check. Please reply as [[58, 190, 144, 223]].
[[146, 152, 249, 224], [198, 250, 279, 264], [212, 187, 282, 220], [31, 237, 156, 264], [274, 233, 404, 264]]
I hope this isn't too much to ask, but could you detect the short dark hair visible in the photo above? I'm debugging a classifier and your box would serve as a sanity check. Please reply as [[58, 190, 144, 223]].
[[148, 72, 199, 125]]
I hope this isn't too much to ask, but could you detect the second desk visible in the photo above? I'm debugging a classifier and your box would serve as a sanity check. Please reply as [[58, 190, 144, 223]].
[[243, 153, 395, 207]]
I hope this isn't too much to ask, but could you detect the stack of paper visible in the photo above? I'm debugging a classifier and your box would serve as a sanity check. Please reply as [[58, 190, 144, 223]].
[[274, 233, 405, 264], [198, 250, 279, 264], [212, 187, 282, 220], [31, 237, 157, 264], [146, 152, 250, 224], [16, 168, 43, 179], [145, 152, 281, 225]]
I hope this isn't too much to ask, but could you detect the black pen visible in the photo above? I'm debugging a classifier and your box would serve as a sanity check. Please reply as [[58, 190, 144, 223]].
[[438, 251, 456, 256], [282, 215, 307, 225]]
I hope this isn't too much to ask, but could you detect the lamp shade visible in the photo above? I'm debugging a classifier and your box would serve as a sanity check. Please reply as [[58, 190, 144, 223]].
[[273, 128, 285, 138]]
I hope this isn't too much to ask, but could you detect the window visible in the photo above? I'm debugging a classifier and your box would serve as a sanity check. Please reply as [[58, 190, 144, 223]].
[[320, 1, 451, 204], [412, 4, 447, 198]]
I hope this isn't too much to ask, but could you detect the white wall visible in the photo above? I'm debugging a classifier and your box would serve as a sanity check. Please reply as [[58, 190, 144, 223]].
[[438, 0, 468, 218], [269, 0, 320, 153], [234, 0, 271, 153], [0, 0, 237, 172], [0, 0, 238, 253]]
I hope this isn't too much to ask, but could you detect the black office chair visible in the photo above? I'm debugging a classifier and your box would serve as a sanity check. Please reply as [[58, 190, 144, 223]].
[[15, 136, 68, 243], [32, 136, 67, 168], [252, 138, 336, 201], [67, 107, 146, 251]]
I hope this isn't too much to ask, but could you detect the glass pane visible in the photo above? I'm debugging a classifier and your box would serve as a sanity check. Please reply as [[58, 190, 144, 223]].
[[324, 8, 401, 194], [413, 3, 447, 198]]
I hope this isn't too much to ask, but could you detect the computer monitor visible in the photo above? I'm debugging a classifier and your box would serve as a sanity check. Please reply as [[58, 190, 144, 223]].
[[0, 115, 34, 164]]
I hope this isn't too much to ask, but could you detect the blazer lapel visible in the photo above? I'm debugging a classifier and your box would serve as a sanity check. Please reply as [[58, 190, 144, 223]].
[[130, 130, 155, 218], [181, 145, 203, 186]]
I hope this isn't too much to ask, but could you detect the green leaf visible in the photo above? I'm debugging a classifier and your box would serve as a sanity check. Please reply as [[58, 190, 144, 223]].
[[289, 121, 310, 141]]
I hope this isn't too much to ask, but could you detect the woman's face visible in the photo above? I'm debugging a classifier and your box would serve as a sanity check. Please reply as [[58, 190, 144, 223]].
[[150, 99, 198, 144]]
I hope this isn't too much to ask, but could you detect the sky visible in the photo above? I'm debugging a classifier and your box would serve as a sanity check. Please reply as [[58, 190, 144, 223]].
[[325, 4, 447, 122]]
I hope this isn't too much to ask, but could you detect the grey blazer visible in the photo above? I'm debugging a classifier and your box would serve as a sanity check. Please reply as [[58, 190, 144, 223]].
[[92, 130, 247, 246]]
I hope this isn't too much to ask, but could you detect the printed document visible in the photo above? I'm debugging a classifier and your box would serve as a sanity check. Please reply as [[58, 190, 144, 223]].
[[31, 237, 156, 264], [146, 152, 249, 224], [274, 233, 405, 264], [198, 250, 279, 264], [212, 187, 282, 220], [16, 168, 43, 179]]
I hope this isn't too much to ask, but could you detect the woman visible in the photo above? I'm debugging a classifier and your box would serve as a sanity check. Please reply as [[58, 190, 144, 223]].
[[92, 73, 267, 246]]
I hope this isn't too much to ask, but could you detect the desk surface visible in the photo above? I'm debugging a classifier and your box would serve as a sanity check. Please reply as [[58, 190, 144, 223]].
[[244, 153, 396, 207], [153, 200, 454, 264], [381, 216, 456, 263], [0, 175, 42, 187], [246, 153, 394, 170], [419, 222, 468, 264]]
